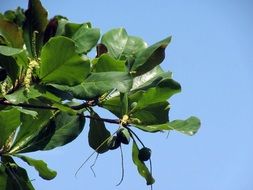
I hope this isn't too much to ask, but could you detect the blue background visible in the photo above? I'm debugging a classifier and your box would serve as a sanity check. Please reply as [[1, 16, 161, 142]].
[[1, 0, 253, 190]]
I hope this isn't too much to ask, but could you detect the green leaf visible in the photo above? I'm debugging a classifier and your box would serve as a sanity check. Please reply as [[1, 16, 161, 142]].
[[131, 101, 169, 125], [130, 36, 171, 76], [15, 111, 85, 153], [0, 18, 23, 48], [23, 0, 48, 57], [93, 54, 126, 72], [101, 28, 128, 59], [101, 28, 147, 60], [10, 109, 54, 154], [39, 36, 90, 86], [122, 36, 147, 58], [134, 78, 181, 109], [168, 116, 201, 136], [72, 25, 100, 54], [88, 112, 111, 153], [64, 22, 83, 37], [134, 123, 171, 133], [0, 54, 19, 85], [0, 109, 20, 148], [1, 156, 35, 190], [43, 112, 85, 150], [52, 72, 133, 99], [131, 66, 171, 91], [132, 141, 155, 185], [15, 155, 57, 180], [0, 46, 23, 56], [4, 86, 41, 104]]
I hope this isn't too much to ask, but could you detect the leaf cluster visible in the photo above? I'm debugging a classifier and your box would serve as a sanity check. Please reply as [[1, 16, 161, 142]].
[[0, 0, 201, 189]]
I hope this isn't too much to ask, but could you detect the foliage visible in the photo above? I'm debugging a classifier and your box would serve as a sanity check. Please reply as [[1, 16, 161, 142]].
[[0, 0, 201, 189]]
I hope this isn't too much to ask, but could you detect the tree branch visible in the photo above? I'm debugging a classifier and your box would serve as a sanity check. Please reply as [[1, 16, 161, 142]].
[[0, 100, 120, 125]]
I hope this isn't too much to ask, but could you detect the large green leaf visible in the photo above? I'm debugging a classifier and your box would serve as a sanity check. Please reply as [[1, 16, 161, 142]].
[[0, 109, 20, 148], [51, 71, 133, 99], [72, 25, 100, 54], [0, 54, 19, 85], [0, 18, 23, 48], [1, 156, 35, 190], [101, 28, 147, 60], [15, 155, 57, 180], [16, 111, 85, 153], [43, 112, 85, 150], [168, 116, 201, 136], [0, 46, 23, 56], [101, 28, 128, 59], [132, 141, 155, 185], [122, 36, 147, 58], [88, 112, 111, 153], [23, 0, 48, 57], [10, 109, 54, 154], [130, 36, 171, 76], [93, 54, 126, 72], [39, 36, 90, 85]]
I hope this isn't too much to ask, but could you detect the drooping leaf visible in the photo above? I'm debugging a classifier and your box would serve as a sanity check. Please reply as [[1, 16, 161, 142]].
[[1, 156, 35, 190], [0, 109, 20, 148], [132, 141, 155, 185], [72, 25, 100, 54], [101, 28, 128, 59], [0, 18, 23, 48], [39, 36, 90, 86], [23, 0, 48, 57], [0, 46, 23, 56], [88, 112, 111, 153], [130, 36, 171, 76], [168, 116, 201, 136], [51, 72, 133, 99], [15, 155, 57, 180], [93, 54, 126, 72]]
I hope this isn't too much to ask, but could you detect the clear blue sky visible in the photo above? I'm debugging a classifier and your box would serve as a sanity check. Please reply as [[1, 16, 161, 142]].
[[1, 0, 253, 190]]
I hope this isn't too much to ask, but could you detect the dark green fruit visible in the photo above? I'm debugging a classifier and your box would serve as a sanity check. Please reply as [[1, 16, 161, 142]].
[[117, 128, 130, 145], [138, 147, 151, 161], [0, 67, 7, 81], [107, 136, 121, 150]]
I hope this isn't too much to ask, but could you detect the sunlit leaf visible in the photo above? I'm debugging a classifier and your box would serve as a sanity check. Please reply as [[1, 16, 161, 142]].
[[168, 116, 201, 136], [72, 25, 100, 54], [40, 36, 90, 85]]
